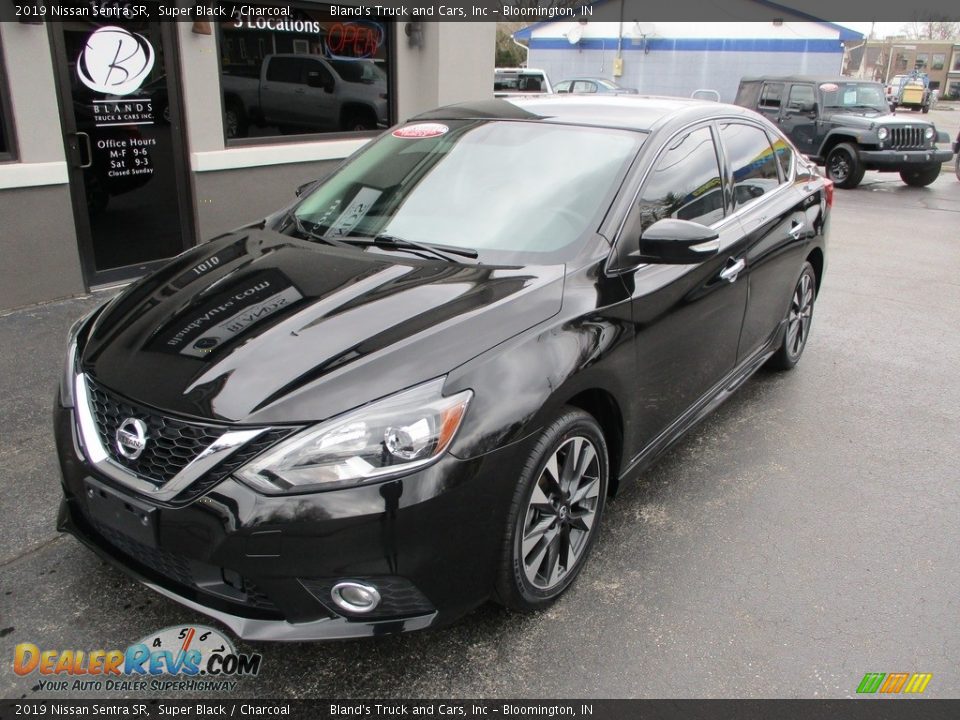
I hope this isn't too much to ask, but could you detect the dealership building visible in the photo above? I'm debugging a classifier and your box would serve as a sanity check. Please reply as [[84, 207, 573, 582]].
[[0, 11, 493, 310], [515, 10, 861, 102]]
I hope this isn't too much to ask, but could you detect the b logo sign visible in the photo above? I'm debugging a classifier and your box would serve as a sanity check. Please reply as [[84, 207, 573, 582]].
[[77, 26, 155, 96]]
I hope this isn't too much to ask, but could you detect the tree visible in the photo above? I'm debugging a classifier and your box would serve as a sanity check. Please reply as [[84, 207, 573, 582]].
[[496, 22, 527, 68], [899, 19, 960, 40]]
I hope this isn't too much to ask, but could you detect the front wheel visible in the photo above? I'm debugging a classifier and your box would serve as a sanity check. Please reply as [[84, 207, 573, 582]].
[[495, 408, 609, 612], [826, 143, 865, 189], [767, 262, 817, 371], [900, 164, 940, 187]]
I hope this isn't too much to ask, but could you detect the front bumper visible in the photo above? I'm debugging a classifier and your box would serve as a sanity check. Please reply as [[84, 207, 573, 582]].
[[54, 401, 527, 641], [859, 148, 953, 170]]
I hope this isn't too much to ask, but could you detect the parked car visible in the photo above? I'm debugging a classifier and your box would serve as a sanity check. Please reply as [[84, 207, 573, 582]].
[[555, 77, 638, 94], [221, 54, 388, 138], [55, 96, 829, 640], [736, 75, 953, 188], [493, 68, 553, 96]]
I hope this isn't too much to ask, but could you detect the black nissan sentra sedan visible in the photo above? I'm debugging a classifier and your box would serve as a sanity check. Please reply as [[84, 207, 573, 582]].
[[55, 96, 830, 641]]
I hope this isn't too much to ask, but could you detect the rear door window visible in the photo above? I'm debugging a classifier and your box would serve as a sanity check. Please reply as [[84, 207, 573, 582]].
[[759, 83, 784, 111], [720, 123, 781, 207]]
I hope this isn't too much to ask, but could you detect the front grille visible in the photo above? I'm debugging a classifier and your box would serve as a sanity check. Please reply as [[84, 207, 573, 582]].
[[888, 126, 926, 149], [171, 428, 295, 504], [88, 380, 225, 485]]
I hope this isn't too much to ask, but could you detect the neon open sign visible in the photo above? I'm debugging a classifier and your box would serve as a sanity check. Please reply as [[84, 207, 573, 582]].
[[326, 23, 383, 58]]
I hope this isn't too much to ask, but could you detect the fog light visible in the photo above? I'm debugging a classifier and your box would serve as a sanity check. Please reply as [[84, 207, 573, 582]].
[[331, 581, 381, 613]]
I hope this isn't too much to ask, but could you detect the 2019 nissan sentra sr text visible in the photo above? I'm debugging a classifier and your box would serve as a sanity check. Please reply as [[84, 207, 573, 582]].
[[55, 96, 830, 641]]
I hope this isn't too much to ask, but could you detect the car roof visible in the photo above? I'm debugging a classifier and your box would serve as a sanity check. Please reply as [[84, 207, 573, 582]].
[[740, 75, 882, 85], [411, 95, 759, 133]]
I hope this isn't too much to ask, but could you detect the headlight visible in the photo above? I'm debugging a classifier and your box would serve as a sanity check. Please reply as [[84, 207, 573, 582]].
[[877, 127, 888, 141], [236, 379, 472, 494], [924, 127, 935, 140]]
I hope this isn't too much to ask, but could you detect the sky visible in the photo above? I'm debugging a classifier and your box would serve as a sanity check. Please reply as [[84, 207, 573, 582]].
[[836, 21, 914, 38]]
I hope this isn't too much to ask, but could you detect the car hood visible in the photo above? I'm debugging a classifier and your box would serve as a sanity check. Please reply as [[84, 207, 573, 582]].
[[81, 231, 564, 424], [823, 111, 934, 129]]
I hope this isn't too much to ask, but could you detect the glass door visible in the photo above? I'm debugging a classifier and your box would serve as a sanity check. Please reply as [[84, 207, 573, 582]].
[[50, 20, 193, 287]]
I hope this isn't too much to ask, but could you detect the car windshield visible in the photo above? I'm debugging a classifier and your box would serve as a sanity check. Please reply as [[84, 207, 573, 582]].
[[820, 82, 888, 113], [293, 119, 644, 264]]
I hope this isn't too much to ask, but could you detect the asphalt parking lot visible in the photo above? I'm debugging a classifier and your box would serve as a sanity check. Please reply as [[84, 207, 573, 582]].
[[2, 170, 959, 700]]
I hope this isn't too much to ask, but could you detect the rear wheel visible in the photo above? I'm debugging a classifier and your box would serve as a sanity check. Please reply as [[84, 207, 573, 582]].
[[341, 108, 377, 132], [495, 408, 608, 611], [826, 143, 865, 189], [900, 164, 940, 187], [224, 99, 247, 139], [767, 262, 816, 372]]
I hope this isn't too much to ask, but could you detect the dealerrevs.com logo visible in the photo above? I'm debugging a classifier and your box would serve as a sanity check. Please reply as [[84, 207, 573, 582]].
[[13, 625, 262, 693]]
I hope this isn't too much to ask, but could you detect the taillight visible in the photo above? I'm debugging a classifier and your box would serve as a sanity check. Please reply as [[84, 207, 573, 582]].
[[823, 178, 834, 208]]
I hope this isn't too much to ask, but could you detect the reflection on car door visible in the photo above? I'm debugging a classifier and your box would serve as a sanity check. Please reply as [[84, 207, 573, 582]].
[[297, 58, 338, 131], [717, 122, 812, 360], [260, 56, 303, 128], [623, 124, 749, 446]]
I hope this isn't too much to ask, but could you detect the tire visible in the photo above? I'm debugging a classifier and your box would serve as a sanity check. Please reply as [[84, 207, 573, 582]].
[[921, 105, 930, 114], [825, 143, 865, 189], [494, 407, 609, 612], [767, 262, 817, 372], [341, 108, 377, 132], [224, 100, 247, 139], [900, 164, 940, 187]]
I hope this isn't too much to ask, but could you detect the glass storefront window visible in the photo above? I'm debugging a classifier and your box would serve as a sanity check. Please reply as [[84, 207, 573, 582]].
[[216, 3, 392, 143], [0, 38, 15, 160]]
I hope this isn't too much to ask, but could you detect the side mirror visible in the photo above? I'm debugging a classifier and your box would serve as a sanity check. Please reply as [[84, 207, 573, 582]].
[[631, 219, 720, 264]]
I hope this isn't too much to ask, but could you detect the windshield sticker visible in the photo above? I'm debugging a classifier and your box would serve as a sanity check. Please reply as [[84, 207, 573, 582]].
[[392, 123, 449, 139], [329, 186, 383, 236], [819, 83, 839, 92]]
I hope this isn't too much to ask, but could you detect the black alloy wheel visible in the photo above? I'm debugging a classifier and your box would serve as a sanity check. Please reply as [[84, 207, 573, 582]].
[[768, 262, 817, 371], [826, 143, 865, 189], [495, 408, 609, 611]]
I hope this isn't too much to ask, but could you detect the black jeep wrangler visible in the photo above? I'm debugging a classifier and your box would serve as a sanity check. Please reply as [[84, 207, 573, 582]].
[[736, 76, 954, 189]]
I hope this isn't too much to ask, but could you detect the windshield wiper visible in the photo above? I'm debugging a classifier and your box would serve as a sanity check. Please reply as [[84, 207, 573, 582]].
[[285, 214, 354, 250], [352, 234, 479, 262]]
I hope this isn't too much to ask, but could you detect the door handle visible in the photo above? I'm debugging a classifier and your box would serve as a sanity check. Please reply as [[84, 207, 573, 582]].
[[788, 221, 805, 240], [719, 258, 746, 283], [75, 131, 93, 169]]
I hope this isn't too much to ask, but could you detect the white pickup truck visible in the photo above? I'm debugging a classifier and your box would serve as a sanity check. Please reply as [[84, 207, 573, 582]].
[[222, 54, 389, 138]]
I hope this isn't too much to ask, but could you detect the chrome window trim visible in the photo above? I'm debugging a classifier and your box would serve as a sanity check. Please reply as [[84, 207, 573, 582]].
[[73, 373, 267, 501]]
